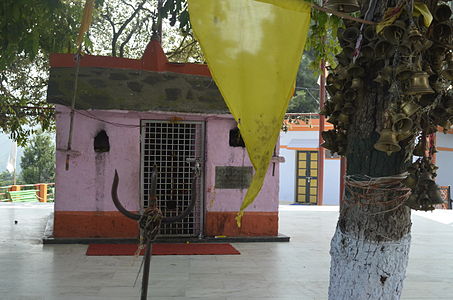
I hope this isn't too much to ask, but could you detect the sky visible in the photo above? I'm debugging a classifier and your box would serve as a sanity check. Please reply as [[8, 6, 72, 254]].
[[0, 132, 24, 173]]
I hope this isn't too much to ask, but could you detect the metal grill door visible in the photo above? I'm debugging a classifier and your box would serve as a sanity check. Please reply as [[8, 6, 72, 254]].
[[141, 120, 204, 237]]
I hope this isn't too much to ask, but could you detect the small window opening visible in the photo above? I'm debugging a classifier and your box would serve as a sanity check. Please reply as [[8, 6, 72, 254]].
[[94, 130, 110, 153], [229, 127, 245, 147]]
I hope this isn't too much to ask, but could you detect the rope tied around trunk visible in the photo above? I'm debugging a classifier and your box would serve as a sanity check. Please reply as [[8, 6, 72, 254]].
[[344, 174, 411, 215]]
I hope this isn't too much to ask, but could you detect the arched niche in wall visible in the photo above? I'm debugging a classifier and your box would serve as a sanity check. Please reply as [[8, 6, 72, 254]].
[[94, 130, 110, 153]]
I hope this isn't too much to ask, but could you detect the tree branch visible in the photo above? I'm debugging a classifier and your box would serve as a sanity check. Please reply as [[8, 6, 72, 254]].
[[119, 17, 142, 58], [111, 0, 147, 57]]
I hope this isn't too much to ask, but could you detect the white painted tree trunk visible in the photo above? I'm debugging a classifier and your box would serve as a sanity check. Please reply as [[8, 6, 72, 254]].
[[328, 226, 411, 300]]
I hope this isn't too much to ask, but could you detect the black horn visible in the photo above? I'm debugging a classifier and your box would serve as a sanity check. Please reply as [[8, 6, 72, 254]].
[[111, 170, 140, 220]]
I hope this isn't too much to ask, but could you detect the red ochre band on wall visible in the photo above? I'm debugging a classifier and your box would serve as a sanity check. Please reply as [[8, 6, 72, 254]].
[[50, 40, 211, 77], [53, 211, 278, 238], [437, 146, 453, 152]]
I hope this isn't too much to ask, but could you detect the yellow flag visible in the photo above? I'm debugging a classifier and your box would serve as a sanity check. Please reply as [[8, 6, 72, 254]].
[[188, 0, 311, 225]]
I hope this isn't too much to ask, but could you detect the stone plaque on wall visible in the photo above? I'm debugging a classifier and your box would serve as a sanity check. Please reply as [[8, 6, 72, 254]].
[[215, 166, 253, 189]]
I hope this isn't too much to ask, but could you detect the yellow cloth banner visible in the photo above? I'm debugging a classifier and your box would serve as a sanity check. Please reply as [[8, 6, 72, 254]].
[[413, 2, 433, 27], [188, 0, 311, 224], [76, 0, 95, 48]]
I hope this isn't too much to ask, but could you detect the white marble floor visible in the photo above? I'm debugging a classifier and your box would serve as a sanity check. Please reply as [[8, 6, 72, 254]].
[[1, 203, 453, 300]]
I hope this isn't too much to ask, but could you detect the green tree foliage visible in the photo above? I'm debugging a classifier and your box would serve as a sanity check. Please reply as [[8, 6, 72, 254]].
[[0, 0, 83, 69], [287, 52, 320, 113], [1, 0, 338, 143], [287, 90, 319, 113], [1, 0, 85, 144], [0, 171, 14, 187], [20, 133, 55, 184]]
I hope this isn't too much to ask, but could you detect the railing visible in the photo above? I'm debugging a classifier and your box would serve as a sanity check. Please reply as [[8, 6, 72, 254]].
[[0, 183, 55, 203], [439, 186, 452, 210]]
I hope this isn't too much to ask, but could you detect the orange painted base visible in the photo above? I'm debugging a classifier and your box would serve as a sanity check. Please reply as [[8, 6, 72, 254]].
[[54, 211, 139, 238], [205, 212, 278, 237], [53, 211, 278, 238]]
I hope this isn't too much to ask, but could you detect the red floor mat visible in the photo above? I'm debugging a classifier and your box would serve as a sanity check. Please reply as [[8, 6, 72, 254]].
[[86, 243, 240, 256]]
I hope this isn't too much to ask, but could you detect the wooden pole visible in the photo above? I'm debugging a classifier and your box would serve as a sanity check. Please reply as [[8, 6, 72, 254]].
[[317, 61, 326, 205]]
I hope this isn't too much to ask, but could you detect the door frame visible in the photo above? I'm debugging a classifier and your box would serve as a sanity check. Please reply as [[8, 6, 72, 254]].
[[294, 150, 319, 205], [139, 119, 206, 238]]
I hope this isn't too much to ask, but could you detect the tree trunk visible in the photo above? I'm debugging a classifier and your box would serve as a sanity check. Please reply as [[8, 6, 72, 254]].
[[328, 113, 413, 300], [328, 1, 413, 296]]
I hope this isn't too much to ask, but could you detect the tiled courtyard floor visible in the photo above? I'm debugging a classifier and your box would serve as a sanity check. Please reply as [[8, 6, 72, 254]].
[[1, 203, 452, 299]]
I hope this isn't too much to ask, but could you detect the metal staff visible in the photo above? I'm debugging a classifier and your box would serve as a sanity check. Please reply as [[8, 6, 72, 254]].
[[111, 165, 198, 299]]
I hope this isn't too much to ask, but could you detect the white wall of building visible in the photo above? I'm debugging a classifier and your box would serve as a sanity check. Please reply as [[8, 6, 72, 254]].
[[279, 148, 296, 203], [435, 133, 453, 189], [279, 130, 341, 205], [324, 159, 341, 205]]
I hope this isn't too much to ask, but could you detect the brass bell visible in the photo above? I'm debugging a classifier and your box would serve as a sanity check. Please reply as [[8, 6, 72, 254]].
[[334, 101, 343, 112], [430, 44, 447, 58], [405, 72, 434, 95], [433, 21, 452, 43], [398, 44, 412, 57], [444, 95, 453, 114], [326, 73, 336, 85], [375, 40, 396, 58], [361, 44, 375, 58], [401, 100, 420, 117], [419, 94, 436, 107], [396, 129, 413, 142], [321, 140, 338, 152], [351, 78, 363, 90], [441, 53, 453, 81], [321, 130, 339, 152], [373, 66, 392, 85], [434, 4, 452, 22], [326, 0, 360, 13], [426, 180, 444, 205], [343, 45, 355, 58], [417, 192, 436, 211], [336, 132, 347, 144], [431, 107, 448, 121], [332, 92, 344, 103], [405, 192, 420, 210], [326, 84, 338, 97], [363, 25, 377, 41], [419, 170, 434, 182], [403, 174, 418, 189], [336, 52, 350, 66], [382, 20, 407, 45], [327, 112, 340, 125], [347, 64, 364, 77], [408, 26, 423, 42], [344, 89, 357, 101], [343, 102, 355, 115], [343, 26, 360, 42], [438, 119, 451, 132], [413, 142, 425, 157], [396, 64, 414, 81], [374, 128, 401, 156], [321, 130, 336, 142], [327, 74, 343, 90], [338, 113, 350, 126], [392, 113, 413, 134]]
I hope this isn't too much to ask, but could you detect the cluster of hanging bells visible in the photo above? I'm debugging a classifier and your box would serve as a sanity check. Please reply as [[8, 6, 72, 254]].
[[321, 1, 452, 211], [403, 155, 444, 211]]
